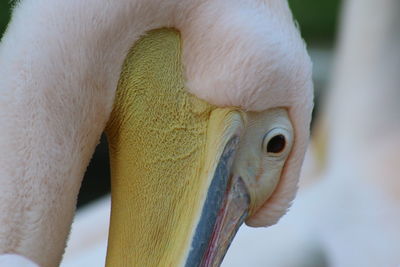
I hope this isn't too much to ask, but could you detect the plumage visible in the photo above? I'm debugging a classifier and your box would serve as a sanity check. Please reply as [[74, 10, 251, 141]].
[[0, 1, 312, 266]]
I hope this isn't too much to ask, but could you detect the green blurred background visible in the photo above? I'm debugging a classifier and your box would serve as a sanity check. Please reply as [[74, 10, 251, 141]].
[[0, 0, 342, 207]]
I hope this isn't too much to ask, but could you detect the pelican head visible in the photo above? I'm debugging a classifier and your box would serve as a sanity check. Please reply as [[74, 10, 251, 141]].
[[0, 1, 312, 266]]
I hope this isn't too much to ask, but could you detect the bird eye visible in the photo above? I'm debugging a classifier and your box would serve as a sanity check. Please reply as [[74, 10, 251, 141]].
[[262, 128, 290, 157], [267, 134, 286, 153]]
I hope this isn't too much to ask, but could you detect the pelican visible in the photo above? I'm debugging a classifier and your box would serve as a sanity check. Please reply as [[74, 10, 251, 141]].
[[223, 0, 400, 266], [0, 0, 312, 266]]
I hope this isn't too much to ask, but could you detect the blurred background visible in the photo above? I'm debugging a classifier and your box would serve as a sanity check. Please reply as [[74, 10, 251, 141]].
[[0, 0, 342, 209]]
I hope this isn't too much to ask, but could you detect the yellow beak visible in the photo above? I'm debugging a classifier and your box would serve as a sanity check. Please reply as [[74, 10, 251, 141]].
[[105, 29, 249, 266]]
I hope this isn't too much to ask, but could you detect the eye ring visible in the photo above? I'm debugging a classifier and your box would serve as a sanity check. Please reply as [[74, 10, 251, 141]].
[[262, 128, 291, 157]]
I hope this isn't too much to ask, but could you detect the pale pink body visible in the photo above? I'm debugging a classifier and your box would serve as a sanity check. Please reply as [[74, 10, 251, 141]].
[[0, 0, 312, 266]]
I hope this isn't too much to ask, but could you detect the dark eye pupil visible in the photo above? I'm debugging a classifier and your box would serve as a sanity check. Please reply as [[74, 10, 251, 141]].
[[267, 134, 286, 153]]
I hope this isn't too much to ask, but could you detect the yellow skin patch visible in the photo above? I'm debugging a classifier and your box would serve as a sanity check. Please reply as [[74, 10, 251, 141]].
[[105, 29, 242, 266]]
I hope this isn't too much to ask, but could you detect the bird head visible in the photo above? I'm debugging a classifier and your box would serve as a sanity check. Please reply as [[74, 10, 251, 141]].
[[105, 22, 312, 266]]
